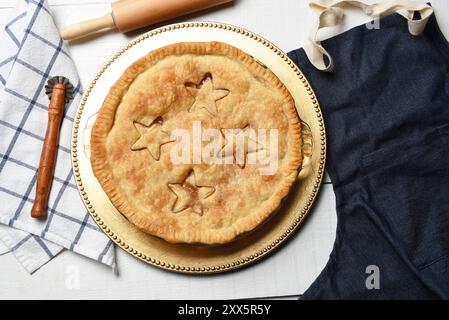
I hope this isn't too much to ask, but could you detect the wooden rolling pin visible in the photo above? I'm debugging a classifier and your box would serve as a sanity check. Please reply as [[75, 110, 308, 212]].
[[31, 77, 74, 219], [60, 0, 233, 41]]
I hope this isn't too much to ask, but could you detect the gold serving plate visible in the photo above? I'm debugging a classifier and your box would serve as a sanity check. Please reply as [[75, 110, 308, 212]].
[[71, 22, 326, 274]]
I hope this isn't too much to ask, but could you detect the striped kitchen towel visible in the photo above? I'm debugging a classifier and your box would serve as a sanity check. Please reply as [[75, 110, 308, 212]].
[[0, 0, 115, 273]]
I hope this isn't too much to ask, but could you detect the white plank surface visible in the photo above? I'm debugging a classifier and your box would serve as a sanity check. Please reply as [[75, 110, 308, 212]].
[[0, 0, 448, 300], [0, 186, 336, 300]]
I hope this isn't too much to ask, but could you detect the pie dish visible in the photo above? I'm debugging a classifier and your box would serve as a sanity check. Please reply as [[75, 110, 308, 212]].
[[90, 41, 302, 244]]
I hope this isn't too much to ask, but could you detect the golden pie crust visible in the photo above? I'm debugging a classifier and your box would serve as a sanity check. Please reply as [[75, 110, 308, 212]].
[[90, 42, 302, 244]]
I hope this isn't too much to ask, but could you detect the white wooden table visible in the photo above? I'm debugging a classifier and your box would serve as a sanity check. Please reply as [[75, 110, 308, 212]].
[[0, 0, 448, 300]]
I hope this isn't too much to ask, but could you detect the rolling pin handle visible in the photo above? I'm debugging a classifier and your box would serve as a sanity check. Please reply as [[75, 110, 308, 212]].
[[60, 13, 116, 41]]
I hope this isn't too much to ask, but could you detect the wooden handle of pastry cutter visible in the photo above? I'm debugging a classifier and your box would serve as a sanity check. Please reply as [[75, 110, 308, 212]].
[[31, 84, 66, 219]]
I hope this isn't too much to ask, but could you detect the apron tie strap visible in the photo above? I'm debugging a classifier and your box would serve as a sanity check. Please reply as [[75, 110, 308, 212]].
[[304, 0, 434, 72]]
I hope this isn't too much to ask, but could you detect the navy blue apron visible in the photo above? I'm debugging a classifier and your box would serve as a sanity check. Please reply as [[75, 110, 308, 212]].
[[288, 12, 449, 299]]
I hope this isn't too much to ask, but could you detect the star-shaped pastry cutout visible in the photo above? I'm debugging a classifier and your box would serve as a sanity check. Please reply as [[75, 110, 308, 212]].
[[131, 118, 173, 161], [168, 170, 215, 216], [218, 125, 265, 168], [185, 74, 230, 116]]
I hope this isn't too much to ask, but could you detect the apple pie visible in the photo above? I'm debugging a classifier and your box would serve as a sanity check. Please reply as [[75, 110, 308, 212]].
[[90, 42, 302, 244]]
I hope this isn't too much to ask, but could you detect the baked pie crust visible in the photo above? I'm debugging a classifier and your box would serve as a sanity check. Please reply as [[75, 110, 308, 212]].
[[90, 42, 302, 244]]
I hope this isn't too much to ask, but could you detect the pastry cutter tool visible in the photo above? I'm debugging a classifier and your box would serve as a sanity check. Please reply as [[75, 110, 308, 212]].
[[31, 76, 75, 219]]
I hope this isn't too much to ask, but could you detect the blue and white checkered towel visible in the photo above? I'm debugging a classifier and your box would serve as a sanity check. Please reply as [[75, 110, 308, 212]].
[[0, 0, 115, 273]]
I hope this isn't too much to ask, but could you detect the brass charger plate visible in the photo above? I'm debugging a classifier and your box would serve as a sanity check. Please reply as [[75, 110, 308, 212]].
[[71, 22, 326, 274]]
